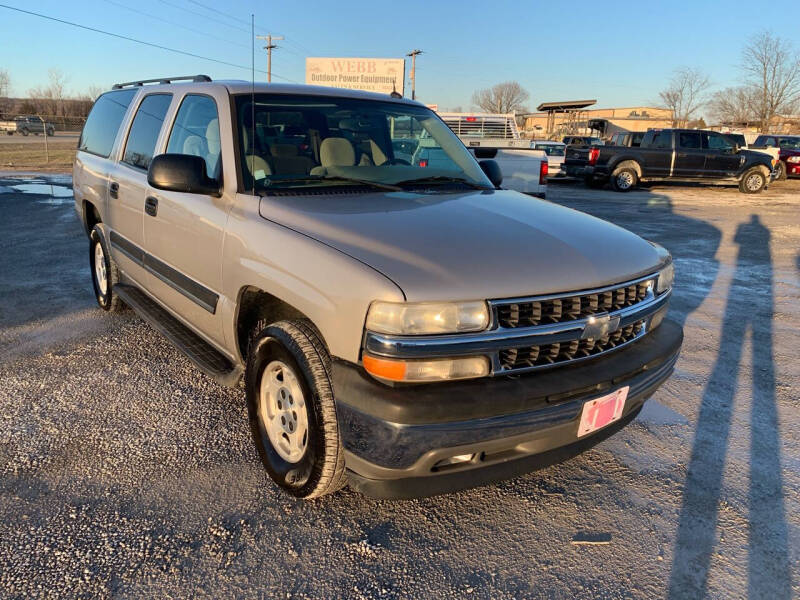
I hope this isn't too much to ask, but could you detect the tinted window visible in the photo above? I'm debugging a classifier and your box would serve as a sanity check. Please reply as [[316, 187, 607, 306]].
[[778, 137, 800, 149], [122, 94, 173, 170], [78, 89, 137, 157], [631, 132, 644, 147], [166, 95, 221, 179], [650, 132, 672, 149], [678, 132, 702, 149], [704, 133, 733, 151]]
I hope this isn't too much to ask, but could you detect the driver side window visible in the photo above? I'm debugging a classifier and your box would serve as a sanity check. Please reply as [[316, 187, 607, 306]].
[[166, 95, 221, 179]]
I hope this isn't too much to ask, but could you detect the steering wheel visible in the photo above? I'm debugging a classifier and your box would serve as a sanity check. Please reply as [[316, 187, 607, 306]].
[[383, 158, 411, 166]]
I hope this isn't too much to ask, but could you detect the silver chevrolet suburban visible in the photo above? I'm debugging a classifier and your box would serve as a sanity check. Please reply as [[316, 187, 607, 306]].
[[73, 75, 682, 499]]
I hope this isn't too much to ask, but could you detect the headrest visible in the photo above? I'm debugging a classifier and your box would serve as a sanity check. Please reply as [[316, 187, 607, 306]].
[[183, 135, 204, 156], [205, 118, 220, 155], [320, 137, 355, 167]]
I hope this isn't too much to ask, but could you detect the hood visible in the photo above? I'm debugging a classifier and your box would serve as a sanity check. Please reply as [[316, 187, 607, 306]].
[[258, 189, 663, 301]]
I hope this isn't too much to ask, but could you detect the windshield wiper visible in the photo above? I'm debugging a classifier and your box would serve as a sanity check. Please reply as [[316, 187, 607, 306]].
[[394, 176, 490, 190], [262, 175, 401, 192]]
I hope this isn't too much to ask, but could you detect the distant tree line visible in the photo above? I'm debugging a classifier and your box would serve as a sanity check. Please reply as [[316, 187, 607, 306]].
[[658, 30, 800, 131]]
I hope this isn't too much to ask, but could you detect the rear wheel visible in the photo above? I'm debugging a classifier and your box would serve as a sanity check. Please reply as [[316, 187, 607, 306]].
[[610, 167, 638, 192], [89, 225, 124, 312], [246, 320, 346, 499], [20, 127, 29, 136], [739, 168, 767, 194], [46, 127, 55, 137]]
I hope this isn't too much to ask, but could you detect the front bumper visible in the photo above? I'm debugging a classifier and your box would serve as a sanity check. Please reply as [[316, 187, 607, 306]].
[[333, 319, 683, 498]]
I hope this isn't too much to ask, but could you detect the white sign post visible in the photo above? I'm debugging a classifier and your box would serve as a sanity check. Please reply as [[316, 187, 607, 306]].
[[305, 58, 405, 96]]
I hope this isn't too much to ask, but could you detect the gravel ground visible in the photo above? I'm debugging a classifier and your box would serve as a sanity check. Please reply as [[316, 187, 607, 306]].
[[0, 175, 798, 599]]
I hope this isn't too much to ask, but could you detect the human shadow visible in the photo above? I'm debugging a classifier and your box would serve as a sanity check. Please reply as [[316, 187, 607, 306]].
[[667, 215, 791, 598]]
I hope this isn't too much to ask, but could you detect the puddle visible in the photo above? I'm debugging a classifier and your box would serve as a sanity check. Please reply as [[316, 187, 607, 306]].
[[11, 183, 74, 198], [636, 399, 689, 426]]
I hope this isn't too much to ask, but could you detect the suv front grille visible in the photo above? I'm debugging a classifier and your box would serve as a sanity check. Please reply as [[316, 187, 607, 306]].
[[498, 319, 646, 371], [495, 280, 651, 329]]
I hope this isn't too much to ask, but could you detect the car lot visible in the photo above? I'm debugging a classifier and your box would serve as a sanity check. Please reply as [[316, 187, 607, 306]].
[[0, 175, 798, 598]]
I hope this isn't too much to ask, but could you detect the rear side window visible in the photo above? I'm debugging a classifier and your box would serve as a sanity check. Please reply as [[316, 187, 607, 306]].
[[78, 89, 137, 158], [678, 132, 701, 149], [650, 132, 672, 149], [166, 95, 221, 179], [122, 94, 173, 170]]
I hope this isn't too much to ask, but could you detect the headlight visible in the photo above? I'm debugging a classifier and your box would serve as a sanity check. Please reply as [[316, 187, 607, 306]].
[[787, 156, 800, 163], [656, 261, 674, 294], [365, 300, 490, 335]]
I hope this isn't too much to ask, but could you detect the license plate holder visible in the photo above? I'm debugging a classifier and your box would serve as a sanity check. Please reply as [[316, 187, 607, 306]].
[[577, 386, 629, 437]]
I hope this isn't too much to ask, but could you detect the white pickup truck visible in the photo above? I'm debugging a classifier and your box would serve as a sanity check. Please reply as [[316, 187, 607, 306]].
[[438, 112, 548, 198]]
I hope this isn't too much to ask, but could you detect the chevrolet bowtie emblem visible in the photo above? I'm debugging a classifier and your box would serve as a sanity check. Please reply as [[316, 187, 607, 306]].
[[581, 312, 620, 340]]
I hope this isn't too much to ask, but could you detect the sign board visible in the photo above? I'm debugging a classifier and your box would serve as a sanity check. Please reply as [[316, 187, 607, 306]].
[[306, 57, 405, 95]]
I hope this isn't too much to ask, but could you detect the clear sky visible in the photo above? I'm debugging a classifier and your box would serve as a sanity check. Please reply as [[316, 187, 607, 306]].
[[1, 0, 798, 113]]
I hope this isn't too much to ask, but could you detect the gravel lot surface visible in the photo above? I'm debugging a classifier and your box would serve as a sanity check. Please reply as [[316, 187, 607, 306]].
[[1, 174, 798, 599]]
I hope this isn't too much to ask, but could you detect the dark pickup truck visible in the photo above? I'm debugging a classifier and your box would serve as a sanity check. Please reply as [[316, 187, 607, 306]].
[[565, 128, 777, 193]]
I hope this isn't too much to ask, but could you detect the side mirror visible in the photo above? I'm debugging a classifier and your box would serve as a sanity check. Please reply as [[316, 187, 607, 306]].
[[479, 159, 503, 188], [148, 154, 221, 196]]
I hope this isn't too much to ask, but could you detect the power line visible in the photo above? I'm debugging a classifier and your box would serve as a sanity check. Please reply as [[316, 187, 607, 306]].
[[0, 3, 298, 82], [102, 0, 249, 49]]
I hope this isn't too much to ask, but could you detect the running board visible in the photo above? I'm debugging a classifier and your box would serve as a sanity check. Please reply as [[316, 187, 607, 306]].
[[115, 284, 243, 387]]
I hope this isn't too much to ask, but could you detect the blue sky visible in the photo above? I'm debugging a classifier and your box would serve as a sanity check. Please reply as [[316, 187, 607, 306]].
[[1, 0, 798, 113]]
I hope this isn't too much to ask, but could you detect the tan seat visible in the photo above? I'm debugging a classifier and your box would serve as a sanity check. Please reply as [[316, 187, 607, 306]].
[[320, 137, 356, 167], [205, 118, 221, 177], [183, 135, 205, 157], [241, 127, 271, 182]]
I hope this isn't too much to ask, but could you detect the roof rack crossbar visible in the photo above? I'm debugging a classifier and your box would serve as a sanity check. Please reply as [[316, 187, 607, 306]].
[[112, 75, 211, 89]]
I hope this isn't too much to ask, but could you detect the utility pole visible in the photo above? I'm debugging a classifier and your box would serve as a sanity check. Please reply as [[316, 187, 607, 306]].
[[256, 34, 284, 82], [406, 49, 422, 100]]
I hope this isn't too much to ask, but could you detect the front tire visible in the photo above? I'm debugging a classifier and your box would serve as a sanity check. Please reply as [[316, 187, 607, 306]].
[[246, 320, 346, 499], [89, 225, 124, 312], [20, 128, 29, 136], [46, 127, 55, 137], [739, 168, 767, 194], [610, 167, 638, 192], [774, 161, 786, 181]]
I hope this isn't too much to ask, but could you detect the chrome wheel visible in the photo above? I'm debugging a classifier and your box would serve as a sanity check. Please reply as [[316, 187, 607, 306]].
[[94, 242, 108, 295], [745, 173, 763, 191], [258, 360, 309, 463], [616, 171, 634, 189]]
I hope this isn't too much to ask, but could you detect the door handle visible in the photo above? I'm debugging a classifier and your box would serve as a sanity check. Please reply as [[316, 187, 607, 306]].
[[677, 153, 688, 158], [145, 196, 158, 217], [109, 181, 119, 199]]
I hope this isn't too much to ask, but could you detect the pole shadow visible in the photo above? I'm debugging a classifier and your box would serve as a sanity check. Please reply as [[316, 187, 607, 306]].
[[667, 215, 791, 598]]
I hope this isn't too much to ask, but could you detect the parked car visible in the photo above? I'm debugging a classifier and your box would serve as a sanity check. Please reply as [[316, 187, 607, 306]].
[[440, 112, 548, 196], [73, 75, 682, 499], [532, 140, 567, 177], [563, 135, 603, 146], [0, 115, 55, 136], [751, 134, 800, 180], [565, 128, 777, 193]]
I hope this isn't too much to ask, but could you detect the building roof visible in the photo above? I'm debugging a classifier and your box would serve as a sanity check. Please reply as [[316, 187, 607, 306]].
[[536, 100, 597, 112]]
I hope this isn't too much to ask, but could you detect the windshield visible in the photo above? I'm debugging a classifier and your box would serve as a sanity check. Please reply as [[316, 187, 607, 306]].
[[234, 94, 491, 192], [535, 143, 565, 156], [778, 137, 800, 149]]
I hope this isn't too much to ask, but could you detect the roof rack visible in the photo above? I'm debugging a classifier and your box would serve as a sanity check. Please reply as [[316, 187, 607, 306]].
[[112, 75, 211, 90]]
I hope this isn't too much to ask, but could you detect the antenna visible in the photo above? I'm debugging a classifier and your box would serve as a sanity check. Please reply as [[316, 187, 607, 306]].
[[250, 14, 256, 196], [390, 79, 402, 99]]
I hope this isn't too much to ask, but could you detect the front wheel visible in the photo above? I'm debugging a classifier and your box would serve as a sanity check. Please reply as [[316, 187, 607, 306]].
[[20, 128, 29, 136], [774, 161, 786, 181], [46, 127, 55, 137], [739, 168, 767, 194], [246, 320, 346, 499], [610, 167, 638, 192], [89, 225, 124, 311]]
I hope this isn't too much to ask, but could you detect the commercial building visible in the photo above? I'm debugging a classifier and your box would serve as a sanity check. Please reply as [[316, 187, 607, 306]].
[[522, 101, 674, 140]]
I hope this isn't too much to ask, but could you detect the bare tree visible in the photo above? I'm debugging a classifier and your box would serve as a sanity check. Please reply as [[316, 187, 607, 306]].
[[27, 68, 70, 117], [708, 86, 759, 125], [741, 30, 800, 131], [471, 81, 530, 114], [658, 67, 711, 127], [86, 85, 104, 102]]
